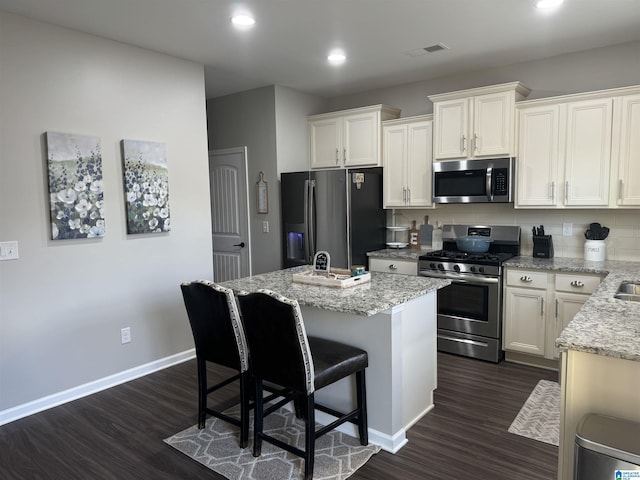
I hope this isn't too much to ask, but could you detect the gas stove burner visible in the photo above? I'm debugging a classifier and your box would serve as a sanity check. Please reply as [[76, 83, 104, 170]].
[[419, 250, 514, 266]]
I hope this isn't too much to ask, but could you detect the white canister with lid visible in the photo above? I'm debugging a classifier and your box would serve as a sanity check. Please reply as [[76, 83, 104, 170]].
[[584, 240, 606, 261]]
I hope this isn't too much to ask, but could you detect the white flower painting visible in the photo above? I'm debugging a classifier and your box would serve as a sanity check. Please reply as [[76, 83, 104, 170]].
[[46, 132, 105, 240], [121, 139, 171, 234]]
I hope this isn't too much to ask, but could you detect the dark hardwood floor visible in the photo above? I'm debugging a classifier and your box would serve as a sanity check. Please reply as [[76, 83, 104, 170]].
[[0, 352, 558, 480]]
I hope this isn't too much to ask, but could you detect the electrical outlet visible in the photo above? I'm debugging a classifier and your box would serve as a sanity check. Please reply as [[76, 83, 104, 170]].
[[0, 241, 19, 261], [121, 327, 131, 344], [563, 223, 573, 236], [262, 220, 269, 233]]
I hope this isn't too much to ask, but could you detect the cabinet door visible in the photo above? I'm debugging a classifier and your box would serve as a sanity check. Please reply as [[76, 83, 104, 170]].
[[473, 91, 513, 157], [551, 292, 587, 359], [616, 94, 640, 206], [309, 117, 341, 169], [516, 104, 561, 207], [343, 111, 379, 167], [504, 287, 546, 356], [382, 124, 408, 207], [433, 98, 469, 159], [406, 120, 432, 207], [564, 99, 613, 206]]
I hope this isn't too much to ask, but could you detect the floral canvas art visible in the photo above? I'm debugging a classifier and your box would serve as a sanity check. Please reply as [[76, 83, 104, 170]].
[[122, 139, 171, 234], [46, 132, 105, 240]]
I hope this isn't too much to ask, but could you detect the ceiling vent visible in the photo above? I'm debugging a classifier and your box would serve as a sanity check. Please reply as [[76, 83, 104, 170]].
[[404, 43, 449, 57]]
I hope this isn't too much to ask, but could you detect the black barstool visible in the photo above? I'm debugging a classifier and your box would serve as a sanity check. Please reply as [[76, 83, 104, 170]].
[[237, 289, 368, 480], [180, 280, 250, 448]]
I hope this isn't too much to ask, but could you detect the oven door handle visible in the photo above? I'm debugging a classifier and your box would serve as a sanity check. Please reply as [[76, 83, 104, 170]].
[[419, 271, 499, 284], [438, 334, 489, 348]]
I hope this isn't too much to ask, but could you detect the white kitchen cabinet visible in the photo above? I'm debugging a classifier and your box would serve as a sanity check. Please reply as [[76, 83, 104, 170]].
[[369, 257, 417, 276], [382, 115, 433, 208], [429, 82, 530, 160], [516, 98, 613, 207], [503, 268, 602, 364], [308, 104, 400, 169], [612, 93, 640, 206], [516, 85, 640, 209]]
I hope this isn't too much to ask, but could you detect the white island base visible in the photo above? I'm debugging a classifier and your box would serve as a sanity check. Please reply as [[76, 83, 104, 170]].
[[301, 291, 437, 453]]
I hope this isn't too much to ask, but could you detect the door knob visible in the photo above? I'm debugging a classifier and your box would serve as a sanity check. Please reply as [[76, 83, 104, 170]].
[[233, 242, 245, 248]]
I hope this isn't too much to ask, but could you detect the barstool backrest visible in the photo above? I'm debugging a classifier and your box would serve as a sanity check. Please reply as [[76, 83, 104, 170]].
[[180, 281, 248, 373], [238, 289, 315, 394]]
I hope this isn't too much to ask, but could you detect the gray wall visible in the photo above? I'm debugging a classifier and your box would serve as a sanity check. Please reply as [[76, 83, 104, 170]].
[[326, 40, 640, 117], [207, 85, 324, 274], [0, 13, 212, 414]]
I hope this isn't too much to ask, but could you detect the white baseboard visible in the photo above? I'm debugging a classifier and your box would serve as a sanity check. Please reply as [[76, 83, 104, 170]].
[[0, 349, 196, 427]]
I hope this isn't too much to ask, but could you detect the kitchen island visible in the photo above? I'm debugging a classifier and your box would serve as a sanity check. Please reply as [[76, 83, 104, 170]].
[[504, 257, 640, 480], [221, 266, 449, 453]]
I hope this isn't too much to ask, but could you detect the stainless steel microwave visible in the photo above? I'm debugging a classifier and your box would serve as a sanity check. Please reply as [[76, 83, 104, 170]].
[[432, 157, 514, 204]]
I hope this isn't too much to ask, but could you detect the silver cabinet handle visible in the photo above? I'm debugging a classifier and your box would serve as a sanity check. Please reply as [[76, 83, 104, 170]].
[[403, 187, 407, 203], [473, 133, 479, 152], [551, 181, 556, 204], [343, 147, 347, 162], [619, 179, 623, 201], [555, 298, 559, 319], [570, 280, 584, 288], [565, 181, 569, 204], [461, 134, 466, 152], [407, 188, 411, 204], [540, 297, 544, 316], [388, 264, 398, 270], [335, 148, 339, 164], [520, 275, 533, 282]]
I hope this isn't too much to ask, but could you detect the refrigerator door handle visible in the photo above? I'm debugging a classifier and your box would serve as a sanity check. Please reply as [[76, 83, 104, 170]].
[[304, 179, 316, 263]]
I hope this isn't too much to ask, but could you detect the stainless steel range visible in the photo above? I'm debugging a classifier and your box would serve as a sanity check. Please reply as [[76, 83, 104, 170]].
[[418, 224, 521, 362]]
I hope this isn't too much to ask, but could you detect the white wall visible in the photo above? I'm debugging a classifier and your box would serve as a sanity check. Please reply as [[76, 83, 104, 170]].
[[0, 13, 212, 416]]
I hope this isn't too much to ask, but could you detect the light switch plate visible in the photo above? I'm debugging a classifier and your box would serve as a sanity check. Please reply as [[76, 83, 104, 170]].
[[0, 241, 19, 260], [562, 223, 573, 236]]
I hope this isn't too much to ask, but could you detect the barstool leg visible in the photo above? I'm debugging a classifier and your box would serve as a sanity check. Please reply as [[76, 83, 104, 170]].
[[356, 370, 368, 445], [253, 378, 264, 457], [197, 359, 207, 429], [304, 393, 315, 480], [239, 371, 250, 448]]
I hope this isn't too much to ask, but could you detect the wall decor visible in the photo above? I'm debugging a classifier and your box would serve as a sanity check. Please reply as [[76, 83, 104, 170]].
[[256, 171, 268, 214], [46, 132, 105, 240], [121, 139, 171, 234]]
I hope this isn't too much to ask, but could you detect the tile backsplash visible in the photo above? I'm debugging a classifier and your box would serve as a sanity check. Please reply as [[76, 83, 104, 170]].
[[390, 205, 640, 262]]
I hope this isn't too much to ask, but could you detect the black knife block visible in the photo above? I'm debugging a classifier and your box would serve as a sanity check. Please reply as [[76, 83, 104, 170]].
[[533, 235, 554, 258]]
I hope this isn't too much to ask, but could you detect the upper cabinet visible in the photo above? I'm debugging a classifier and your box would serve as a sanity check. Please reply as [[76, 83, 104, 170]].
[[308, 104, 400, 169], [612, 93, 640, 206], [382, 115, 433, 208], [516, 86, 640, 209], [429, 82, 531, 160]]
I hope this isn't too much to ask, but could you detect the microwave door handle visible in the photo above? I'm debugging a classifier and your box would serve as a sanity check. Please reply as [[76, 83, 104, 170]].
[[486, 167, 493, 201]]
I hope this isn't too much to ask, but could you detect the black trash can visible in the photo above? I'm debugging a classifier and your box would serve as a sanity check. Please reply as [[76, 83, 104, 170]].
[[574, 414, 640, 479]]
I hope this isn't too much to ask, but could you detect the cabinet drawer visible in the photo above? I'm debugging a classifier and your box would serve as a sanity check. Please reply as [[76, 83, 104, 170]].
[[506, 269, 549, 289], [555, 274, 601, 294], [369, 258, 417, 275]]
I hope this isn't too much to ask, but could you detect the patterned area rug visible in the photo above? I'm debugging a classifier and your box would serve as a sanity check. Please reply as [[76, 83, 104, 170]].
[[508, 380, 560, 446], [165, 406, 380, 480]]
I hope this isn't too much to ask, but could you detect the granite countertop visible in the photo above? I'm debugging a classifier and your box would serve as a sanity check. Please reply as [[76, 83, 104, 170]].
[[505, 256, 640, 362], [220, 266, 449, 317], [367, 248, 429, 260]]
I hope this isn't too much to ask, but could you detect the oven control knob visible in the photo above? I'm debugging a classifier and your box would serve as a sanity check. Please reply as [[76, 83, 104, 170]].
[[453, 264, 461, 272], [479, 267, 485, 273], [430, 263, 437, 269], [470, 266, 476, 273], [437, 263, 445, 271]]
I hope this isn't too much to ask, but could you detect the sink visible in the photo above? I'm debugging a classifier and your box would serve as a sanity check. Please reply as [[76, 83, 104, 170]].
[[614, 281, 640, 302]]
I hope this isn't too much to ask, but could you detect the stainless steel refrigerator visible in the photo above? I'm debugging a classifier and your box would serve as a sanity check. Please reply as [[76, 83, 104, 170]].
[[281, 167, 386, 269]]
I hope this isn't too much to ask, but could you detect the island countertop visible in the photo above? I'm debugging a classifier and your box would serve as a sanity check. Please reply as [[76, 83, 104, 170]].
[[219, 266, 450, 317], [504, 256, 640, 362]]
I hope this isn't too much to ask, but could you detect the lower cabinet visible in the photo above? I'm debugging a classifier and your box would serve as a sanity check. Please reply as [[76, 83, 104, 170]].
[[369, 257, 417, 275], [503, 268, 602, 364]]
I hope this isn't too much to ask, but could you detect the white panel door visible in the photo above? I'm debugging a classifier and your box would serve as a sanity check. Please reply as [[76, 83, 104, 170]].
[[209, 147, 251, 282], [309, 117, 341, 169], [382, 123, 407, 207], [473, 91, 512, 157], [504, 287, 546, 356], [564, 99, 613, 206], [433, 98, 468, 159], [343, 111, 379, 167], [516, 104, 561, 207], [616, 94, 640, 206], [406, 120, 432, 207]]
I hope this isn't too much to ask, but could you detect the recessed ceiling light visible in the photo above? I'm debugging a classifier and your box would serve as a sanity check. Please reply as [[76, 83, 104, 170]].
[[535, 0, 564, 8], [327, 50, 346, 66], [231, 14, 255, 27]]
